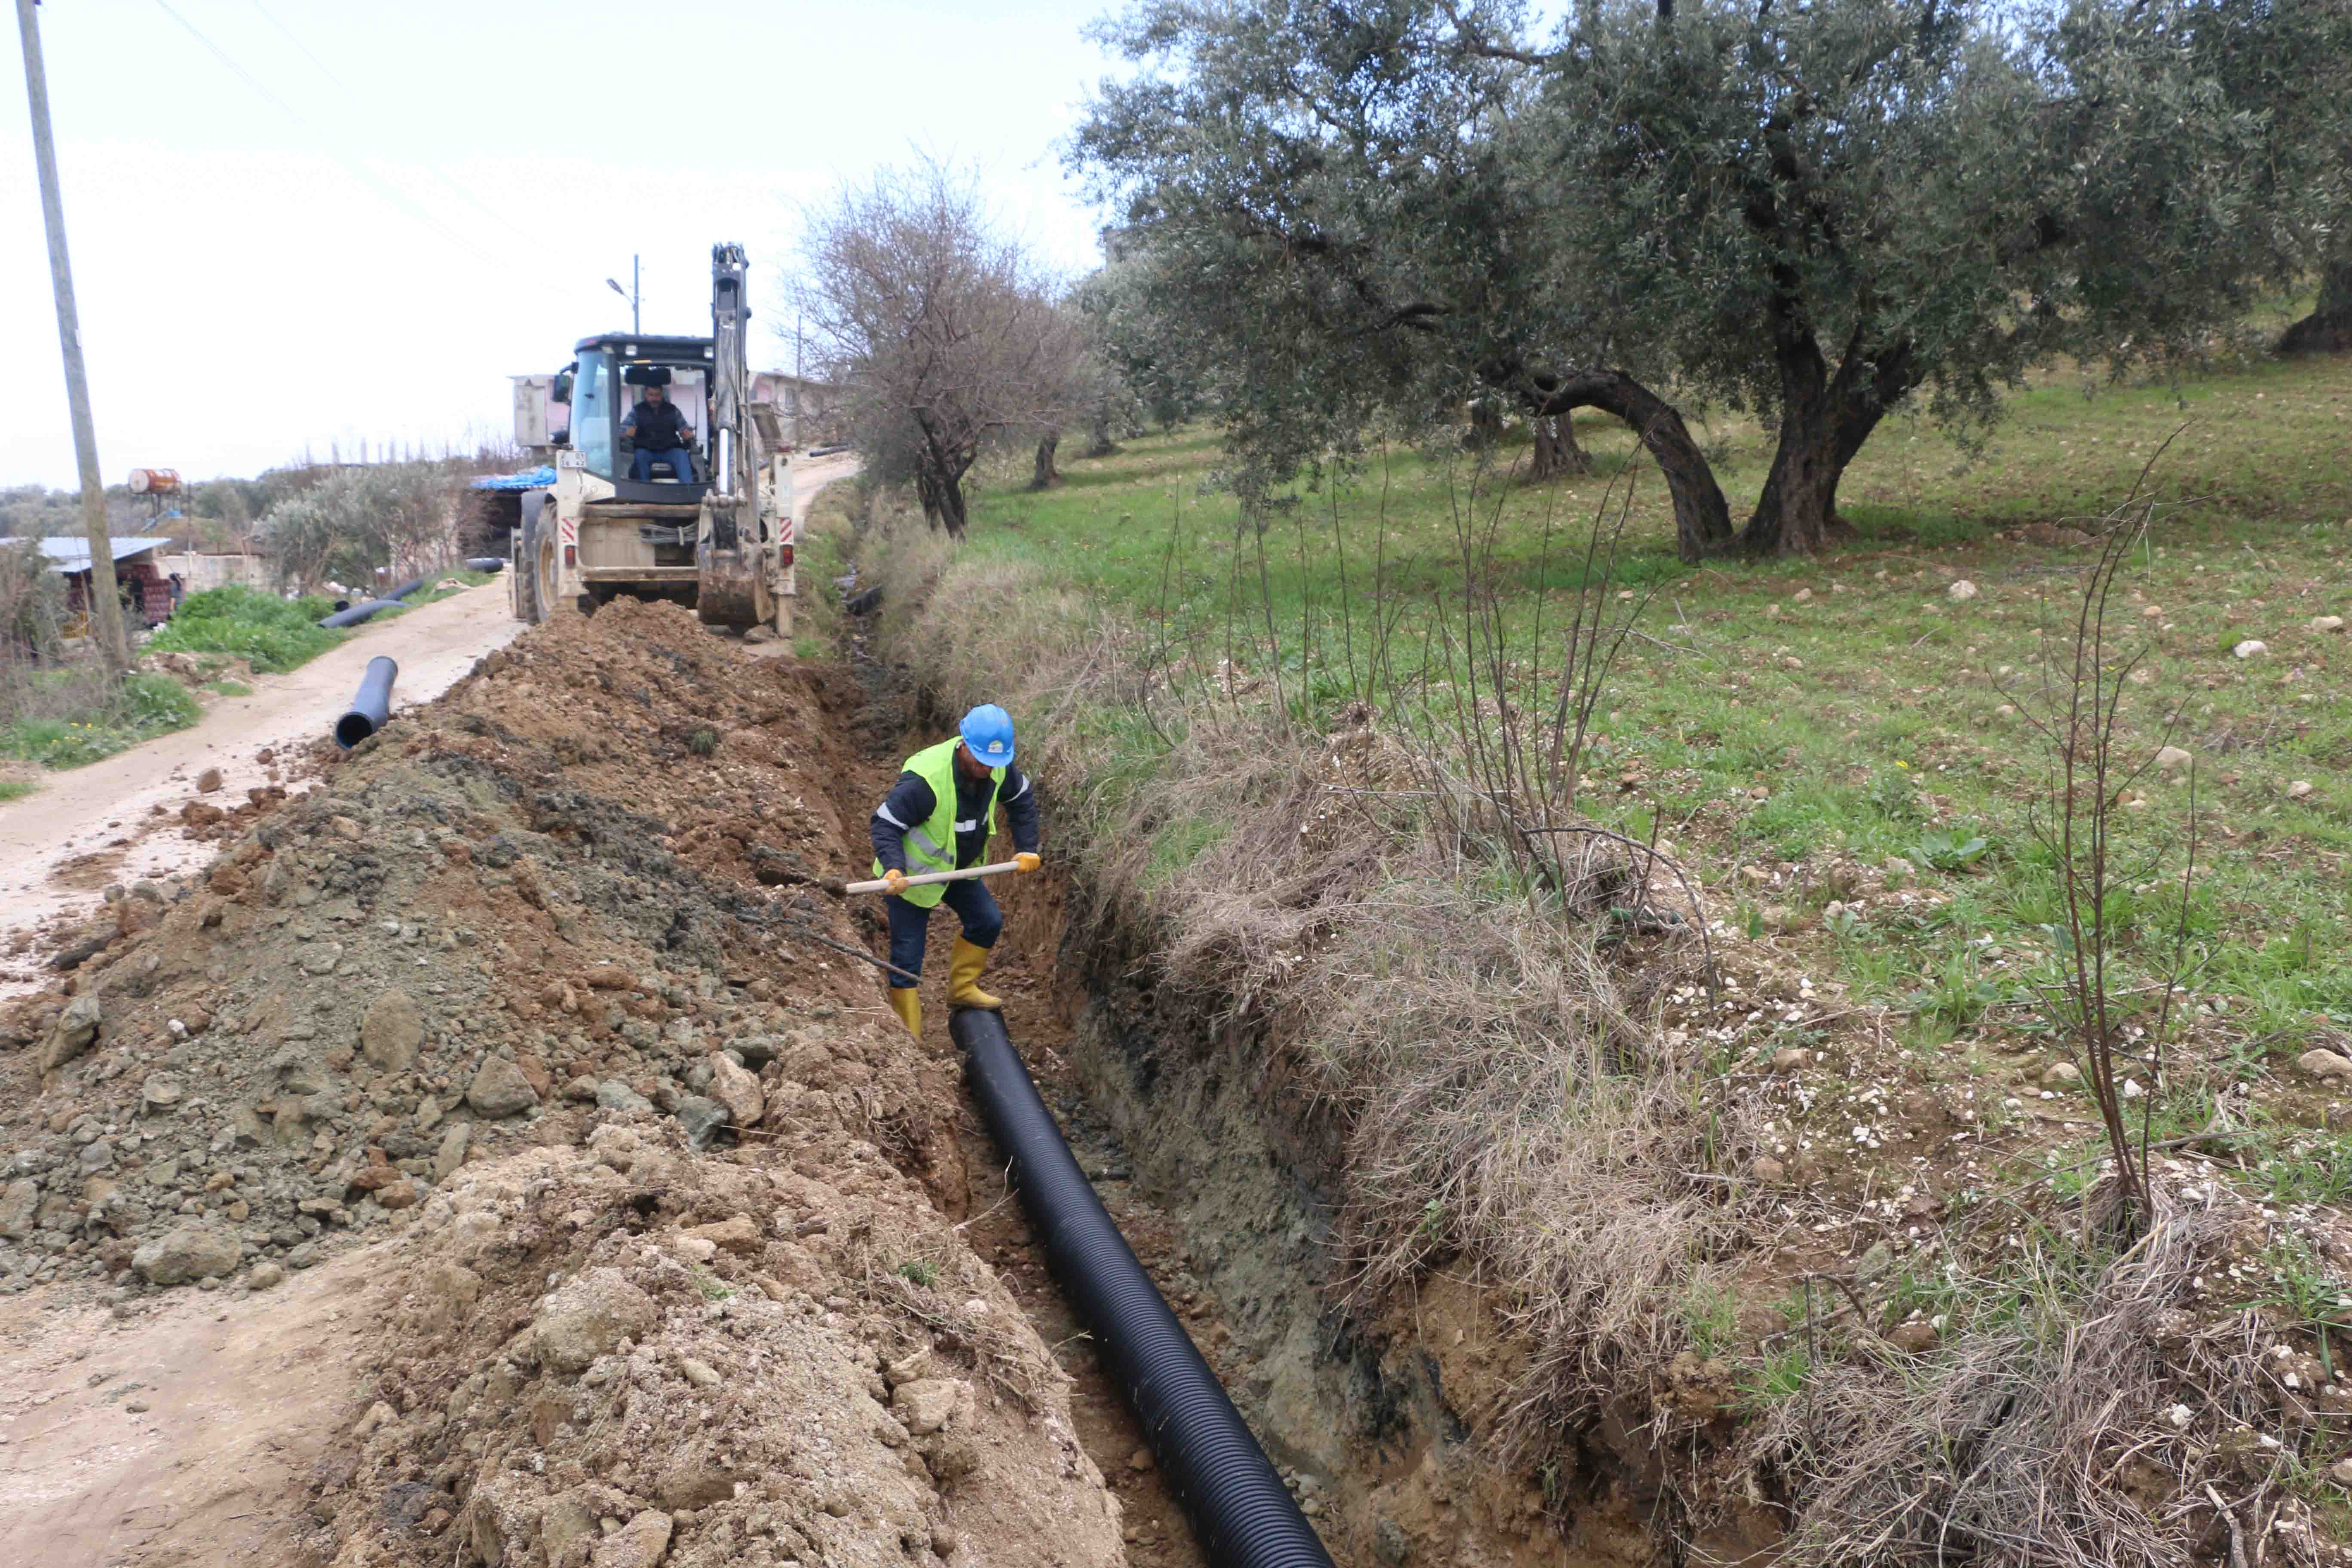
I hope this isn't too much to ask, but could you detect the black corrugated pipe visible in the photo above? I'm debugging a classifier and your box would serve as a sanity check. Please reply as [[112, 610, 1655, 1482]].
[[948, 1007, 1336, 1568], [463, 557, 507, 573], [334, 656, 398, 749], [317, 599, 402, 629], [385, 576, 427, 601]]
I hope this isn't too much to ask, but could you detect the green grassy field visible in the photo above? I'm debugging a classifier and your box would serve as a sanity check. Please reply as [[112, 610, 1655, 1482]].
[[848, 345, 2352, 1543], [956, 352, 2352, 1070]]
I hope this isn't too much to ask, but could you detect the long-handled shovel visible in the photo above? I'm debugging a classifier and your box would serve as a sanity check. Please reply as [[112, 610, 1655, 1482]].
[[822, 860, 1022, 897]]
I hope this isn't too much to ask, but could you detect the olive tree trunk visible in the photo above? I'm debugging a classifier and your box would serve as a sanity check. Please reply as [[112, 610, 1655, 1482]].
[[1030, 434, 1061, 490], [1528, 414, 1592, 480], [1528, 371, 1733, 564], [1738, 328, 1915, 557], [2278, 254, 2352, 355]]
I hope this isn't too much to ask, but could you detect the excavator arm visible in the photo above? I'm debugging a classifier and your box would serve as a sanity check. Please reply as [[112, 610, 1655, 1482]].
[[696, 242, 776, 628]]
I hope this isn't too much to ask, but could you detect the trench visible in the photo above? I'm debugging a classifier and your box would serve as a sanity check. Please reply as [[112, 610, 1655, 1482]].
[[819, 626, 1662, 1568]]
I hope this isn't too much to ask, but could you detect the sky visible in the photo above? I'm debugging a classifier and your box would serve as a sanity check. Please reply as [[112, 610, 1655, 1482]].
[[1, 0, 1123, 489]]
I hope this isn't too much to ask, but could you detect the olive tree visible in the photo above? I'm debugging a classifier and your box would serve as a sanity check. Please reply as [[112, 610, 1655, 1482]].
[[795, 163, 1084, 537], [1075, 0, 2349, 559]]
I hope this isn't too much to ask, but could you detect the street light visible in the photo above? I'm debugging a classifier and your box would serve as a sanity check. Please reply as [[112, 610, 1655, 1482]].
[[605, 254, 641, 334]]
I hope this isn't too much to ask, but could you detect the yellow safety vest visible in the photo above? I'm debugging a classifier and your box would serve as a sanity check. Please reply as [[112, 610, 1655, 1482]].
[[871, 737, 1003, 908]]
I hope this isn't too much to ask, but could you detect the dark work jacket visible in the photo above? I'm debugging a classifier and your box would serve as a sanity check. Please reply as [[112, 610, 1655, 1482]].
[[624, 398, 689, 450], [870, 760, 1039, 874]]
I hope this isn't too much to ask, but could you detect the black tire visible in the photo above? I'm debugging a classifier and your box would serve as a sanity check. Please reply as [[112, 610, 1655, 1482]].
[[514, 493, 546, 625]]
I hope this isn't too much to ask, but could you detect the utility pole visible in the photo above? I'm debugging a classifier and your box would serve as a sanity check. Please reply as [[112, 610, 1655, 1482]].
[[17, 0, 129, 674], [604, 254, 640, 334]]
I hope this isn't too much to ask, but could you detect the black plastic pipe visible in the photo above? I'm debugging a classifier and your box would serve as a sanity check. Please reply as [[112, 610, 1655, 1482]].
[[464, 557, 506, 573], [317, 598, 402, 629], [334, 656, 397, 749], [386, 576, 426, 601], [949, 1008, 1335, 1568]]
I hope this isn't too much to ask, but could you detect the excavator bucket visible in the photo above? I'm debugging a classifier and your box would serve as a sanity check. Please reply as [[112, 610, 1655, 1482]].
[[695, 547, 766, 628]]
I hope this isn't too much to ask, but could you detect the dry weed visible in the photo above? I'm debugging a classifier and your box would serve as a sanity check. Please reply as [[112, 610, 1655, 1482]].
[[1753, 1200, 2342, 1568]]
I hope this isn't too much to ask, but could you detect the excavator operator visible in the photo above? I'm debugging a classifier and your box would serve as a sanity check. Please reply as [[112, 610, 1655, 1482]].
[[622, 382, 696, 483]]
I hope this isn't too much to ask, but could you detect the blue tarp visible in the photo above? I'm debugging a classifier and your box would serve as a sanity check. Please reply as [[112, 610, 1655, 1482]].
[[469, 466, 556, 492]]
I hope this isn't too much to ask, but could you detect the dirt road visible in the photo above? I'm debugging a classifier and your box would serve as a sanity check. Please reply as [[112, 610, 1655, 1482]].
[[0, 454, 856, 981], [0, 579, 526, 960], [0, 1246, 386, 1567]]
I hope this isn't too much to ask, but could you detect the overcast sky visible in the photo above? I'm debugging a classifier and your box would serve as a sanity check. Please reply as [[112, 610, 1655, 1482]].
[[2, 0, 1119, 489]]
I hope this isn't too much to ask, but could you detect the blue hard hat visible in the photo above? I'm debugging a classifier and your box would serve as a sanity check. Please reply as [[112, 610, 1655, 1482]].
[[959, 704, 1015, 767]]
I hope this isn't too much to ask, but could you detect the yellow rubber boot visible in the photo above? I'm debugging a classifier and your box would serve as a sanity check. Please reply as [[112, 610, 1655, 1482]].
[[946, 938, 1002, 1010], [886, 986, 922, 1037]]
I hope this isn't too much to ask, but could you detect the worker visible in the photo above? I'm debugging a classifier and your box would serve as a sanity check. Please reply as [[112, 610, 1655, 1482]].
[[622, 382, 695, 483], [869, 704, 1041, 1035]]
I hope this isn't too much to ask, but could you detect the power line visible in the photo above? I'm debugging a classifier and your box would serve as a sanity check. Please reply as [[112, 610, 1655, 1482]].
[[244, 0, 340, 86], [242, 0, 536, 246], [150, 0, 500, 265]]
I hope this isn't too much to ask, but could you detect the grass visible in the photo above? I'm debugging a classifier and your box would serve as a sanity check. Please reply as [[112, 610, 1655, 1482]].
[[0, 671, 201, 769], [793, 487, 860, 660], [0, 773, 35, 802], [853, 338, 2352, 1560], [147, 585, 341, 673], [939, 349, 2352, 1066], [407, 566, 498, 607]]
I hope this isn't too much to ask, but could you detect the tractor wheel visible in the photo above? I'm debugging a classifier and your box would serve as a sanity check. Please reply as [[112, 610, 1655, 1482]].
[[513, 494, 545, 624], [533, 515, 561, 625]]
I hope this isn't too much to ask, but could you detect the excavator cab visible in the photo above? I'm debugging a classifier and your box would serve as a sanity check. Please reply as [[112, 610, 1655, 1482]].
[[510, 245, 795, 634], [566, 334, 717, 505]]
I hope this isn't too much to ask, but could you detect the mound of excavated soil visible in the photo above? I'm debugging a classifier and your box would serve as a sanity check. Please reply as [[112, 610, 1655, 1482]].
[[312, 1121, 1117, 1568], [0, 598, 1121, 1566]]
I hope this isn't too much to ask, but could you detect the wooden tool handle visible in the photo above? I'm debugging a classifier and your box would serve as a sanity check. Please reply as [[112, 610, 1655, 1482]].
[[839, 859, 1022, 896]]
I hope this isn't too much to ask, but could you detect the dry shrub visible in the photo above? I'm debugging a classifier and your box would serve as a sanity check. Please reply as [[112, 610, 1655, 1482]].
[[1754, 1202, 2340, 1568], [1106, 714, 1749, 1449]]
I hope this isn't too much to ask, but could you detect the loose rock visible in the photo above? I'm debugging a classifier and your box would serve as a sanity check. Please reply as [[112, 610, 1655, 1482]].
[[684, 1215, 762, 1255], [131, 1222, 243, 1286], [2297, 1049, 2352, 1083], [433, 1123, 471, 1181], [591, 1510, 673, 1568], [0, 1179, 37, 1240], [673, 1095, 729, 1151], [704, 1051, 764, 1127], [892, 1378, 965, 1436], [38, 992, 103, 1074], [360, 989, 424, 1073], [536, 1267, 659, 1372], [597, 1080, 654, 1115], [466, 1056, 541, 1119], [1888, 1321, 1940, 1354]]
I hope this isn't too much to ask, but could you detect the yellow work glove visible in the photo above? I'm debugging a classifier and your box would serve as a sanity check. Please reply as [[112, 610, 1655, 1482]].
[[1015, 852, 1041, 873], [882, 868, 910, 895]]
